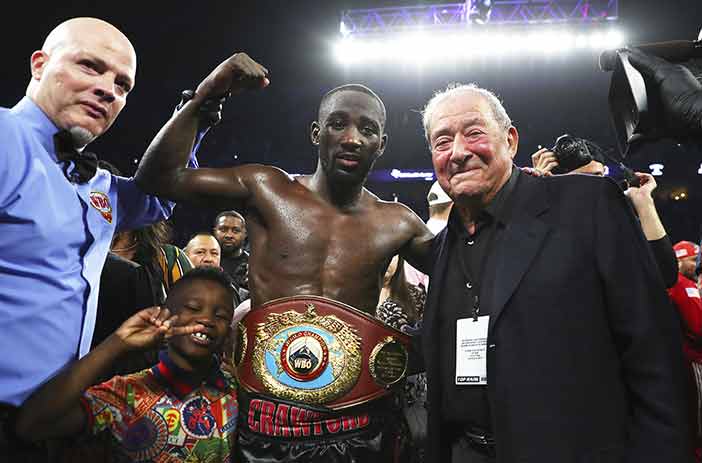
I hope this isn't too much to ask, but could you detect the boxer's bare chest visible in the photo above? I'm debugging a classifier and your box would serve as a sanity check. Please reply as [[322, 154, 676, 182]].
[[246, 184, 407, 311]]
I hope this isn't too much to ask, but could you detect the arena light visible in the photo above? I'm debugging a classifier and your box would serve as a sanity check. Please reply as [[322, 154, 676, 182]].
[[672, 189, 688, 201], [649, 163, 664, 176], [389, 169, 435, 181], [332, 28, 625, 65], [368, 169, 435, 182]]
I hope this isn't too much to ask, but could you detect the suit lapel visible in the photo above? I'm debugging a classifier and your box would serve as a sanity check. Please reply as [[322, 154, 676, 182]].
[[487, 175, 551, 334]]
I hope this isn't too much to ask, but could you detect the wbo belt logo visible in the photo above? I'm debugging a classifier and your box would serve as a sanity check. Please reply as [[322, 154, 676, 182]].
[[252, 304, 362, 406], [281, 330, 329, 381], [89, 191, 112, 223]]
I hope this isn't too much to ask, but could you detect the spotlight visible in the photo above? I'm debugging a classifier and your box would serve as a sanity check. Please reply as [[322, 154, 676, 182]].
[[333, 27, 625, 65], [469, 0, 492, 25]]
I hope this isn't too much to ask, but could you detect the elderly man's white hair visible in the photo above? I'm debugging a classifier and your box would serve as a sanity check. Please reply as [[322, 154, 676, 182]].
[[421, 83, 512, 143]]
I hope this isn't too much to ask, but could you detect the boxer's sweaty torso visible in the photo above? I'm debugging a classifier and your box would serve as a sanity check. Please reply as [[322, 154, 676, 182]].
[[244, 171, 431, 314]]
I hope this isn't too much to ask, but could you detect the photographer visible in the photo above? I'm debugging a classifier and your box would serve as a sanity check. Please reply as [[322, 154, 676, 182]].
[[531, 135, 606, 176], [624, 172, 678, 288], [530, 138, 677, 288]]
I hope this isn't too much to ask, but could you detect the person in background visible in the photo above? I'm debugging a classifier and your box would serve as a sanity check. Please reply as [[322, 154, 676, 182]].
[[377, 254, 427, 463], [403, 181, 454, 290], [111, 221, 193, 304], [532, 140, 677, 289], [185, 232, 222, 269], [426, 180, 454, 234], [213, 211, 250, 290], [670, 240, 702, 461], [623, 172, 678, 288], [530, 136, 606, 177], [378, 255, 426, 331]]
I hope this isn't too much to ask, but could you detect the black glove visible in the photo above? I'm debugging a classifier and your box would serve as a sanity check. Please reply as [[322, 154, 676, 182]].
[[176, 90, 229, 130], [626, 48, 702, 134]]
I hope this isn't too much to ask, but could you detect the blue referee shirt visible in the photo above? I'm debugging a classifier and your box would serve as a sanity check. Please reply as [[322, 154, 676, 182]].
[[0, 97, 195, 405]]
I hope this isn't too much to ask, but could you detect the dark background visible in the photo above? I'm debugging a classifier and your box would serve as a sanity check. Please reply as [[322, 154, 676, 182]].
[[2, 0, 701, 246]]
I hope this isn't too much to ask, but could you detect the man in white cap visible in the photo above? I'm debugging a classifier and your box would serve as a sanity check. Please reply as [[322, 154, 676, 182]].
[[401, 181, 455, 289], [426, 180, 453, 234]]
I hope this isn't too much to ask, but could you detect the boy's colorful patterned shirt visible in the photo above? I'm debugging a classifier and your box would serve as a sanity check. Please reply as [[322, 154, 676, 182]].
[[81, 351, 238, 462]]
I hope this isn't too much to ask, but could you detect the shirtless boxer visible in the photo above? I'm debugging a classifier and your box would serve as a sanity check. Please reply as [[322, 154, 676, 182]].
[[135, 52, 434, 462]]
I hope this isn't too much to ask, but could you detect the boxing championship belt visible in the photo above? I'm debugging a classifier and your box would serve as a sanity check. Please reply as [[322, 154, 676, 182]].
[[235, 296, 410, 410]]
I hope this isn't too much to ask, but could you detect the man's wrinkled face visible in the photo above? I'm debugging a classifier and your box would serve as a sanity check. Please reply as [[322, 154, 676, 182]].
[[31, 33, 135, 142], [312, 90, 387, 184], [213, 216, 246, 254], [679, 255, 698, 281], [428, 91, 518, 205], [185, 235, 221, 268]]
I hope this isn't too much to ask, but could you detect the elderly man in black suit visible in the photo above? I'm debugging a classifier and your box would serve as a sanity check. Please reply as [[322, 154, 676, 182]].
[[420, 83, 692, 463]]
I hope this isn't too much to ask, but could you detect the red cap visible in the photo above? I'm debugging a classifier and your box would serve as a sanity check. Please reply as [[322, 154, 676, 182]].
[[674, 241, 699, 259]]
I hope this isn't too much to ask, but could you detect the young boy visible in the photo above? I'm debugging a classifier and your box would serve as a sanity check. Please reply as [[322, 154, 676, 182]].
[[14, 267, 238, 462]]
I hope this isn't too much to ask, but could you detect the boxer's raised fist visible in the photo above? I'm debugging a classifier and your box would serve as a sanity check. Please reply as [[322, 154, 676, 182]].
[[195, 52, 269, 100]]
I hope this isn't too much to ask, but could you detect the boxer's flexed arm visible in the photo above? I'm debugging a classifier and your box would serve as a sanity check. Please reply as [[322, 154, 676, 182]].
[[135, 52, 269, 203]]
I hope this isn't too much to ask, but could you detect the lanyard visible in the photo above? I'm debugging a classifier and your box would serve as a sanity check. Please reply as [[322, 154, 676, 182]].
[[456, 236, 481, 322]]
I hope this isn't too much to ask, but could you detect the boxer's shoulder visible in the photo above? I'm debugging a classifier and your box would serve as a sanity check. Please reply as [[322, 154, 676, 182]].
[[239, 164, 292, 183], [372, 196, 427, 226], [237, 164, 307, 198]]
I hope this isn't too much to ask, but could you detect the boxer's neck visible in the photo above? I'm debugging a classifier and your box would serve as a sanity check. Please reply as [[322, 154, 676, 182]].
[[307, 169, 366, 209]]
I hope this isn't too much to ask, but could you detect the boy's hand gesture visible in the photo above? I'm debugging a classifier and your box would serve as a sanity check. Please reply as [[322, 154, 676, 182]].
[[114, 306, 204, 350]]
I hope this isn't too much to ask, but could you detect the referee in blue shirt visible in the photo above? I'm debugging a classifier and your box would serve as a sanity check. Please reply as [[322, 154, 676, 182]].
[[0, 17, 215, 450]]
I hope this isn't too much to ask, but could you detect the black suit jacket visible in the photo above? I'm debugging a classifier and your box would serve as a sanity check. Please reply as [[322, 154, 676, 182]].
[[422, 172, 692, 462]]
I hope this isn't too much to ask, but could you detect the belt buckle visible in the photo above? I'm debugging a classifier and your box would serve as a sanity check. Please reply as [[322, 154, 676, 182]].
[[238, 296, 411, 409]]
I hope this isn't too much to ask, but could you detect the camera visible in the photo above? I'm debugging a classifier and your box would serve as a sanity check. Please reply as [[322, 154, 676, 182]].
[[600, 36, 702, 157], [550, 134, 597, 174], [605, 51, 667, 157], [549, 134, 640, 188]]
